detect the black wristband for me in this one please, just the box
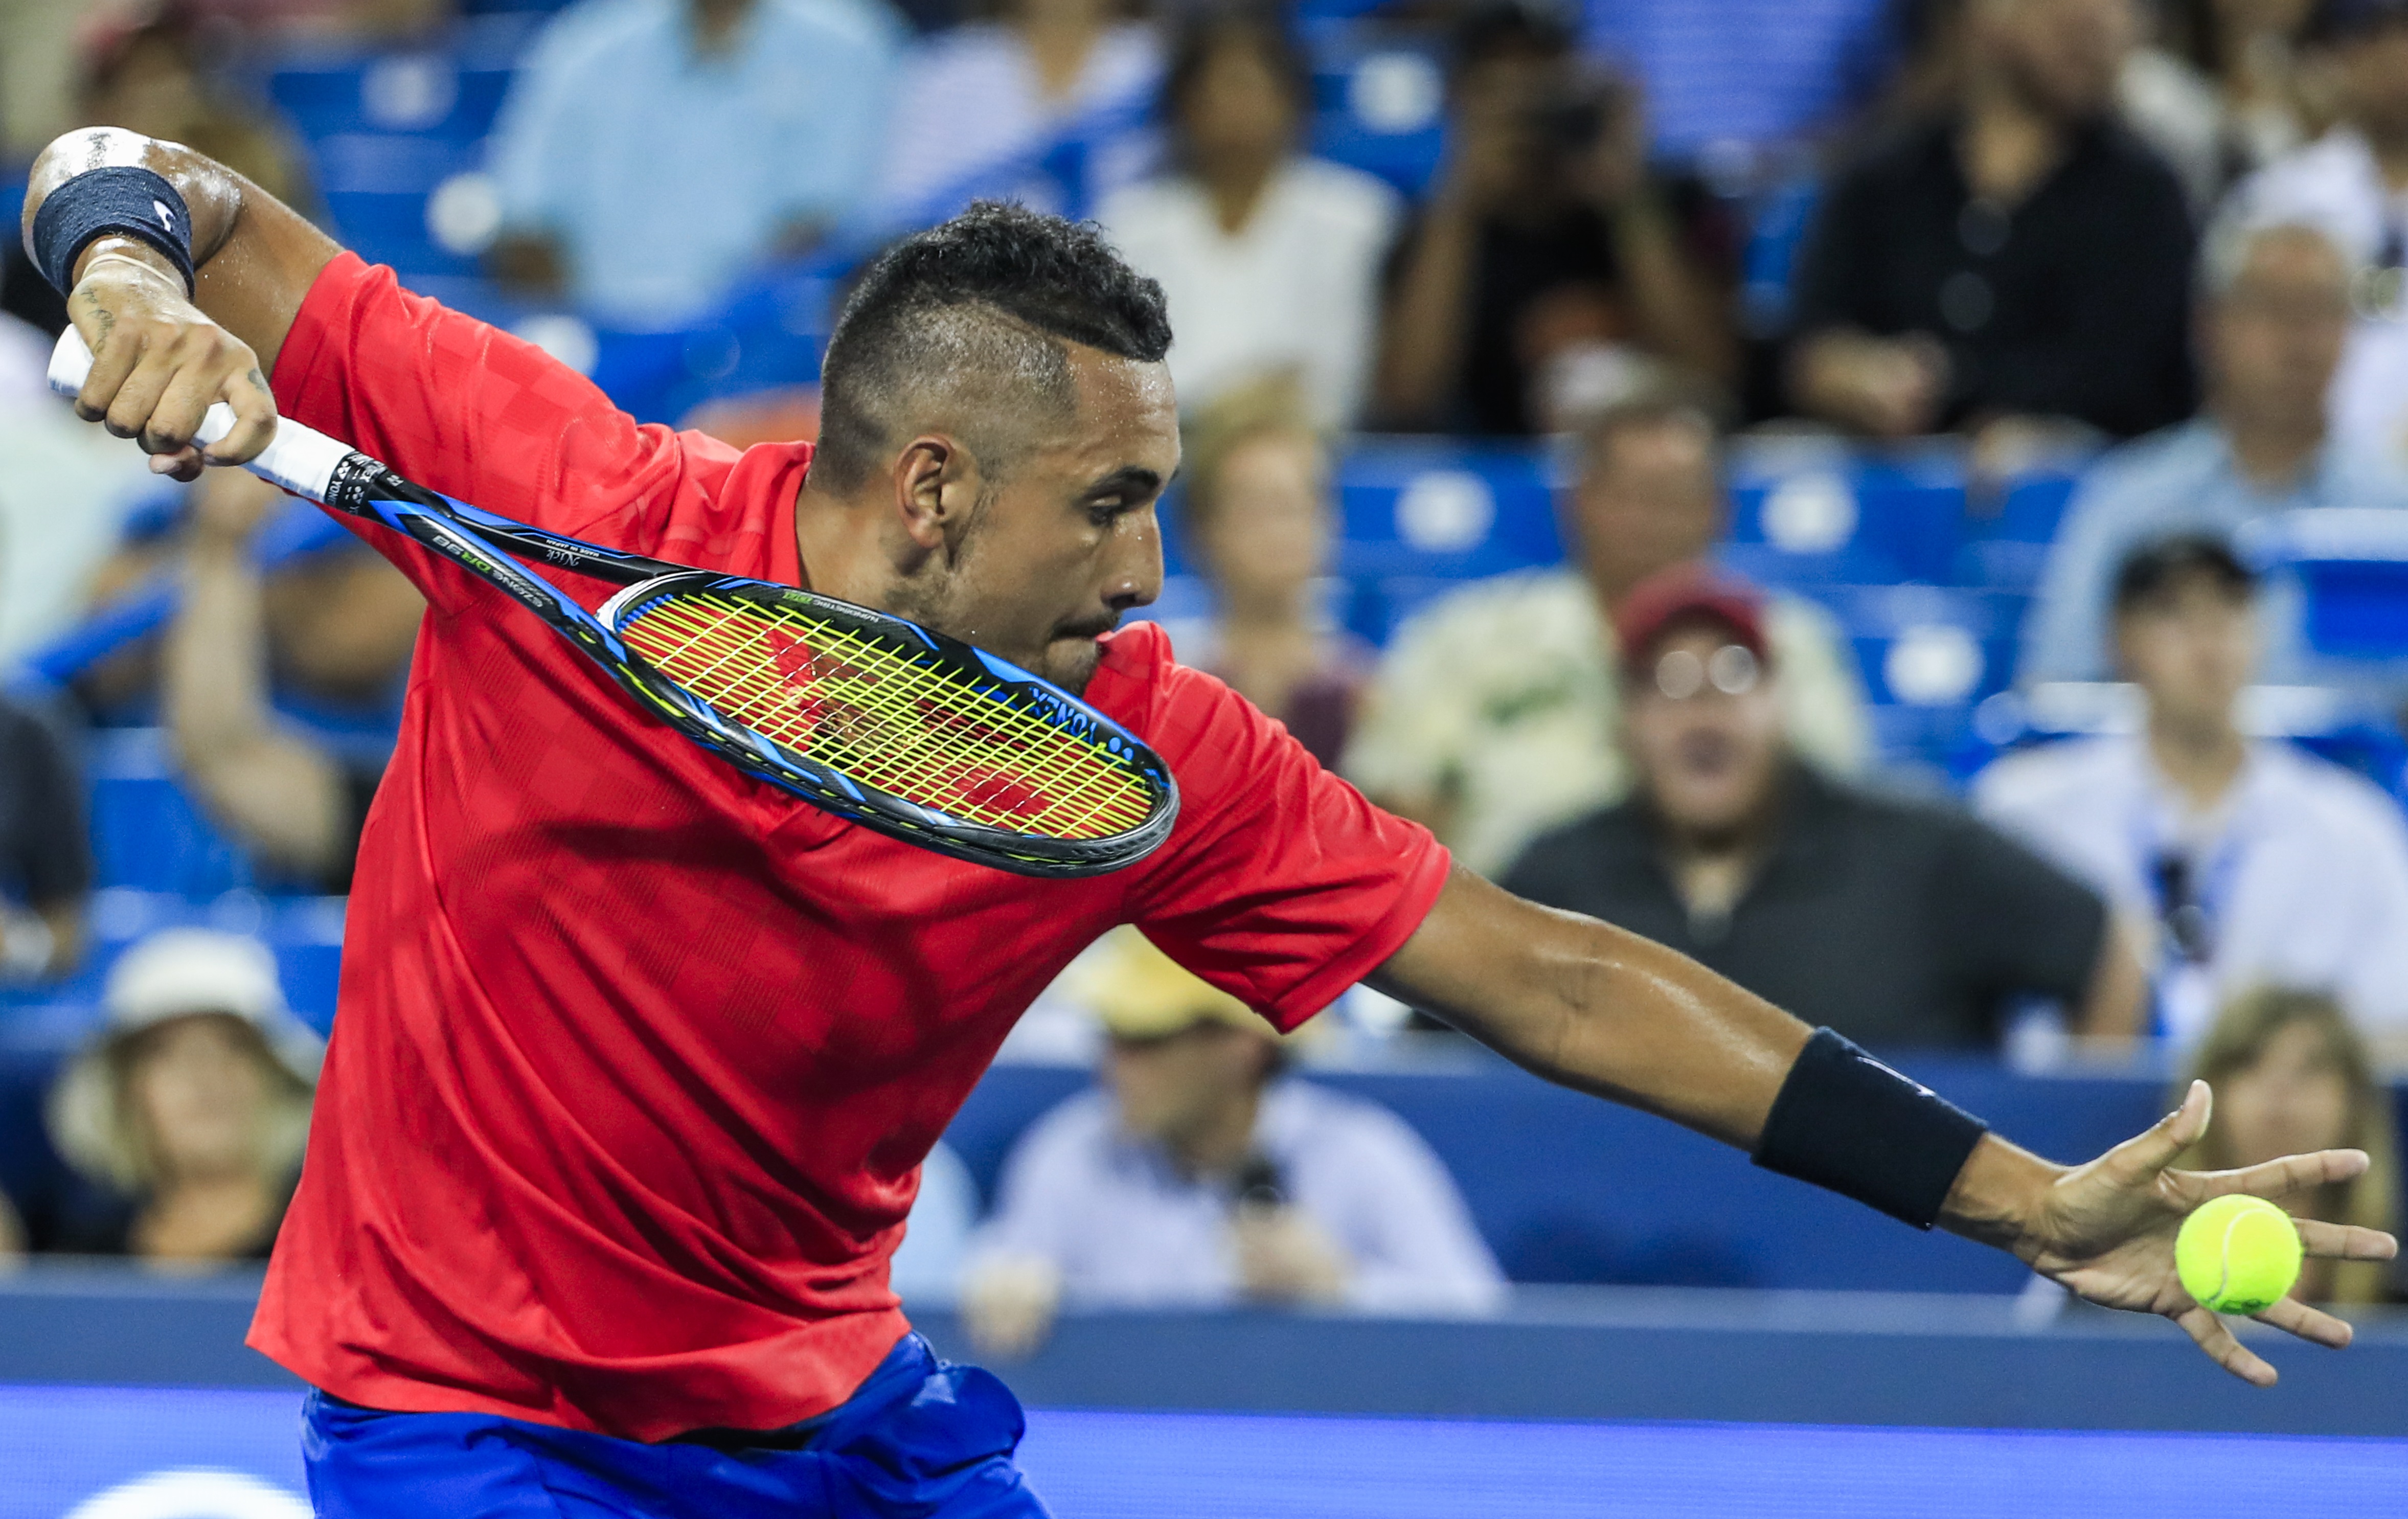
[1751,1028,1989,1230]
[30,165,197,298]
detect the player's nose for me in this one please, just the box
[1099,514,1164,612]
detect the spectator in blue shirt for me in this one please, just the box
[2021,218,2408,685]
[485,0,901,326]
[959,932,1502,1356]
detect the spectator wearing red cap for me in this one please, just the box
[1341,396,1869,875]
[1502,565,2146,1048]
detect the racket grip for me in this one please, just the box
[47,326,351,505]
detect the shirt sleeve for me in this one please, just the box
[1313,1103,1506,1316]
[1767,596,1872,778]
[1933,810,2109,1021]
[1129,654,1451,1032]
[1338,596,1480,806]
[270,254,705,611]
[775,12,901,222]
[2020,461,2153,685]
[483,14,590,235]
[964,1098,1102,1271]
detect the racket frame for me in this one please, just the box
[48,330,1178,878]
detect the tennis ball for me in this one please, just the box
[2175,1194,2303,1314]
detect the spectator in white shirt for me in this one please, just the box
[959,932,1503,1356]
[2216,0,2408,464]
[1098,6,1401,427]
[1977,534,2408,1048]
[879,0,1159,219]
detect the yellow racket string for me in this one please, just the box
[621,593,1156,838]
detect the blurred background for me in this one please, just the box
[4,0,2408,1511]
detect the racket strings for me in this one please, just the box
[622,593,1156,838]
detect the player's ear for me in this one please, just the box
[890,434,984,551]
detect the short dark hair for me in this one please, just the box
[813,202,1174,494]
[1163,4,1313,146]
[2112,533,2258,614]
[1449,0,1576,87]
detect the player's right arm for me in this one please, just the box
[21,127,339,480]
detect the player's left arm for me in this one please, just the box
[1369,866,2399,1386]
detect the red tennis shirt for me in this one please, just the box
[245,256,1451,1441]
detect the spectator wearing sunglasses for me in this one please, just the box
[1341,396,1869,877]
[1976,534,2408,1049]
[1504,566,2144,1048]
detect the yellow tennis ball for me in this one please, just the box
[2175,1194,2303,1314]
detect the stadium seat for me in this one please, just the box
[2239,507,2408,662]
[1723,450,1966,587]
[1784,582,2027,774]
[269,35,523,285]
[1306,29,1450,201]
[1333,438,1565,580]
[1952,471,2080,592]
[1814,583,2024,709]
[85,730,258,900]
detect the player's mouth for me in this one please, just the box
[1052,614,1121,646]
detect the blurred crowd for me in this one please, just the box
[0,0,2403,1311]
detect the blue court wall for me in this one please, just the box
[941,1056,2292,1295]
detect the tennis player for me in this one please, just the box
[24,129,2396,1517]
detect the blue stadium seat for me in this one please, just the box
[1724,453,1965,587]
[85,730,257,900]
[1330,441,1563,643]
[1333,438,1564,579]
[1787,582,2027,773]
[1305,30,1449,201]
[1814,583,2025,709]
[270,41,521,283]
[2240,507,2408,662]
[1952,471,2080,591]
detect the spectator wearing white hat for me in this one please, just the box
[959,930,1502,1356]
[45,928,321,1262]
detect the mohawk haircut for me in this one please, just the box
[812,202,1174,494]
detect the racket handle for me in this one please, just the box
[47,326,351,505]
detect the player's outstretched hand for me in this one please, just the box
[2009,1079,2397,1386]
[63,244,276,481]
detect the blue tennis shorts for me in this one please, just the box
[301,1334,1051,1518]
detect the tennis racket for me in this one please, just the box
[49,329,1179,878]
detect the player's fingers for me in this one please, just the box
[2196,1149,2369,1204]
[2293,1218,2398,1262]
[2253,1296,2352,1349]
[141,357,220,459]
[96,339,183,442]
[72,320,144,424]
[204,365,279,466]
[2103,1080,2211,1184]
[2173,1302,2277,1387]
[149,445,203,483]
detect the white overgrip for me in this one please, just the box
[46,327,352,505]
